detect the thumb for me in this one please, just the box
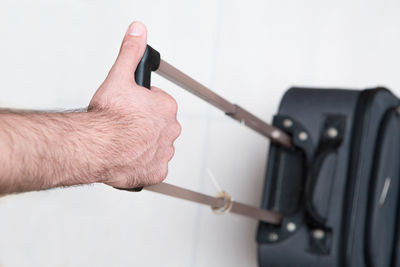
[110,21,148,83]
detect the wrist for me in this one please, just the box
[50,111,114,187]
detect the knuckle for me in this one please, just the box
[167,122,181,139]
[174,122,182,137]
[170,98,178,114]
[150,86,161,92]
[162,95,178,114]
[167,146,175,160]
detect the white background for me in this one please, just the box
[0,0,400,266]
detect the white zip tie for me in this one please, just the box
[206,168,234,215]
[206,168,223,193]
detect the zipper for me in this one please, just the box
[340,88,387,266]
[340,88,389,266]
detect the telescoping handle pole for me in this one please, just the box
[156,59,292,148]
[144,182,282,225]
[135,45,292,148]
[116,45,288,225]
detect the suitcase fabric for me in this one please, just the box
[257,87,400,267]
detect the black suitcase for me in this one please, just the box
[257,87,400,267]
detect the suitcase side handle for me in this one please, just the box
[304,114,346,227]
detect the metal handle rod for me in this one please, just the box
[156,59,292,148]
[145,182,282,225]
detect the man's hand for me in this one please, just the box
[0,21,181,195]
[89,21,181,188]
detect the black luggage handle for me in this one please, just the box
[134,45,161,89]
[304,115,346,227]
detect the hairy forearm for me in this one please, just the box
[0,110,114,195]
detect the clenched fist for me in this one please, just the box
[0,22,180,195]
[89,21,181,188]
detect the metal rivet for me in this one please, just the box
[326,127,338,138]
[268,232,279,242]
[283,119,293,128]
[286,222,297,232]
[312,229,325,239]
[298,131,308,141]
[271,130,281,139]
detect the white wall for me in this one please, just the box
[1,0,400,266]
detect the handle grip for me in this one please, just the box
[134,45,161,89]
[115,45,160,193]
